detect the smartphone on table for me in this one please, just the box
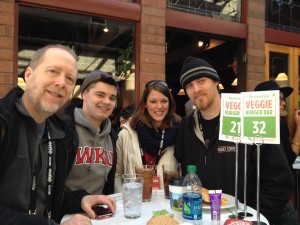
[92,205,113,220]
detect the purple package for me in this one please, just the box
[209,190,222,225]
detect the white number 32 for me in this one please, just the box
[252,121,266,134]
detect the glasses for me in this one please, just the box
[145,80,168,88]
[280,97,287,103]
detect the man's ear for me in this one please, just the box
[24,67,33,83]
[81,90,87,101]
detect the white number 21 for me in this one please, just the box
[230,121,240,133]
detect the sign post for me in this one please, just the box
[219,93,241,219]
[220,90,280,224]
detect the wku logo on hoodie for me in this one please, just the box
[75,146,114,167]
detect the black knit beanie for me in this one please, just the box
[180,56,220,90]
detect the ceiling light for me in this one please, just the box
[275,72,288,81]
[177,88,185,95]
[218,83,224,90]
[231,78,237,86]
[103,26,109,32]
[198,41,204,47]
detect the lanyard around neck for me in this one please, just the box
[29,131,53,219]
[139,129,165,165]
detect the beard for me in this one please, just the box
[26,85,65,117]
[194,96,208,110]
[39,99,61,115]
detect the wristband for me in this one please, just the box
[291,142,300,147]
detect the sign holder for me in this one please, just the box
[251,136,267,225]
[238,144,253,219]
[228,136,241,219]
[220,91,279,224]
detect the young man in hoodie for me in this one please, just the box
[62,70,119,195]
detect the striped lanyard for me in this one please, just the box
[29,131,53,219]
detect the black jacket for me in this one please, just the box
[0,87,88,225]
[280,119,297,167]
[60,100,117,195]
[174,110,295,225]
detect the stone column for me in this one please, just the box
[140,0,166,95]
[246,0,266,91]
[0,0,15,97]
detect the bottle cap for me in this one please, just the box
[187,165,196,173]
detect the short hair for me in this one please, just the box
[130,80,178,131]
[82,70,119,96]
[29,44,78,70]
[119,105,135,120]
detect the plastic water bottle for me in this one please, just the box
[182,165,202,225]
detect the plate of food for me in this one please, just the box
[202,188,235,209]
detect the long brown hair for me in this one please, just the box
[130,80,180,131]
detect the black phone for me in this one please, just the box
[92,205,113,220]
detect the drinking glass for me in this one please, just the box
[135,165,154,202]
[162,164,182,199]
[122,174,144,219]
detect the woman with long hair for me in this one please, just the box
[115,80,181,192]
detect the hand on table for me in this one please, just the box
[81,195,116,219]
[61,214,91,225]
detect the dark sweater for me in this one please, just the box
[0,87,88,225]
[174,111,295,225]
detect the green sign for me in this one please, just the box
[241,90,280,144]
[219,93,241,142]
[219,91,280,144]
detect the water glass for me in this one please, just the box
[122,174,144,219]
[135,165,154,202]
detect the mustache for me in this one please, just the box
[48,88,67,98]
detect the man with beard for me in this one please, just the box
[0,44,115,225]
[174,56,294,225]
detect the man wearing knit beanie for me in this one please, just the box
[174,56,294,225]
[180,56,220,91]
[179,56,220,114]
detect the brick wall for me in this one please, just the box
[0,0,15,97]
[246,0,266,91]
[140,0,166,95]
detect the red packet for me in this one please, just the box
[152,175,160,190]
[224,218,252,225]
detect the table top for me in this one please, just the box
[62,190,269,225]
